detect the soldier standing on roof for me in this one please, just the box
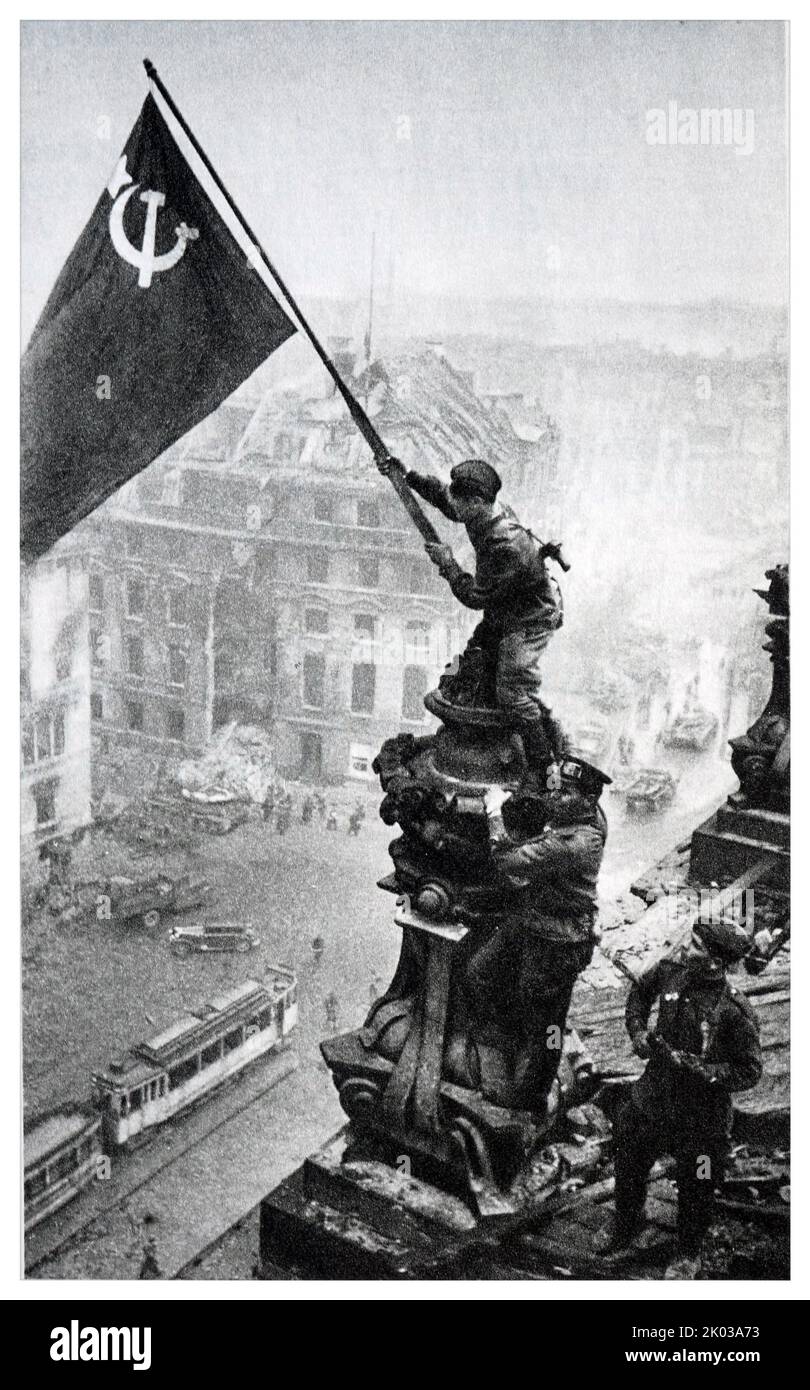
[379,456,567,773]
[596,914,762,1279]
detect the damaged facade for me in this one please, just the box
[83,347,559,782]
[21,540,92,846]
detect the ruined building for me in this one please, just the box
[21,539,92,848]
[82,347,558,782]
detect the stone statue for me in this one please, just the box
[729,564,789,810]
[319,457,610,1217]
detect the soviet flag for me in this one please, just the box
[21,92,296,561]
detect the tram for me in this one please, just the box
[24,1104,102,1231]
[90,970,297,1148]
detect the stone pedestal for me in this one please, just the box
[258,1128,563,1280]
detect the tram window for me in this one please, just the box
[149,1081,157,1101]
[26,1169,47,1199]
[257,1008,272,1030]
[129,1088,142,1111]
[119,1094,129,1116]
[50,1151,75,1182]
[168,1056,199,1088]
[201,1042,220,1068]
[223,1026,244,1054]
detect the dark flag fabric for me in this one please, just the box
[21,92,296,560]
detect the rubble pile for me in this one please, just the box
[175,723,280,804]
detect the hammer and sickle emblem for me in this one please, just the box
[109,179,199,289]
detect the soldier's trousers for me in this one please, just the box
[614,1098,727,1255]
[459,615,561,725]
[466,923,593,1107]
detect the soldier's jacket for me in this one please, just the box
[406,471,562,636]
[626,957,762,1136]
[487,810,607,944]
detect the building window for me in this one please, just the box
[22,725,35,766]
[90,629,108,668]
[351,662,376,714]
[358,555,379,589]
[274,433,294,463]
[166,707,185,741]
[161,468,182,506]
[55,648,72,681]
[33,711,65,762]
[302,653,325,709]
[127,701,144,733]
[305,608,329,634]
[402,665,428,721]
[314,494,334,522]
[127,578,145,618]
[91,692,104,722]
[357,498,380,528]
[89,573,104,616]
[408,558,432,594]
[214,651,233,682]
[354,614,375,638]
[168,646,187,687]
[33,781,57,830]
[127,527,143,556]
[126,635,144,677]
[168,587,188,626]
[307,548,329,583]
[405,622,431,664]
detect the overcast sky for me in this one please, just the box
[21,20,787,341]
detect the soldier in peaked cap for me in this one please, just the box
[464,754,610,1112]
[597,912,762,1279]
[378,455,568,765]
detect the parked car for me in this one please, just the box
[169,922,259,956]
[624,768,678,816]
[662,706,719,752]
[91,872,210,929]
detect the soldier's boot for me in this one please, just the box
[592,1212,647,1257]
[512,718,558,797]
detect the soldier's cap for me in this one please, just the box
[694,915,751,963]
[449,459,502,502]
[554,754,613,794]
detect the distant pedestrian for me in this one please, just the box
[138,1236,161,1280]
[262,788,275,824]
[347,809,362,836]
[326,808,338,832]
[311,934,325,966]
[276,808,291,836]
[314,793,327,819]
[301,795,314,825]
[324,991,340,1031]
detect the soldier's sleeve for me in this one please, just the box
[489,824,570,891]
[404,471,460,521]
[704,994,763,1092]
[443,532,526,610]
[625,960,666,1041]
